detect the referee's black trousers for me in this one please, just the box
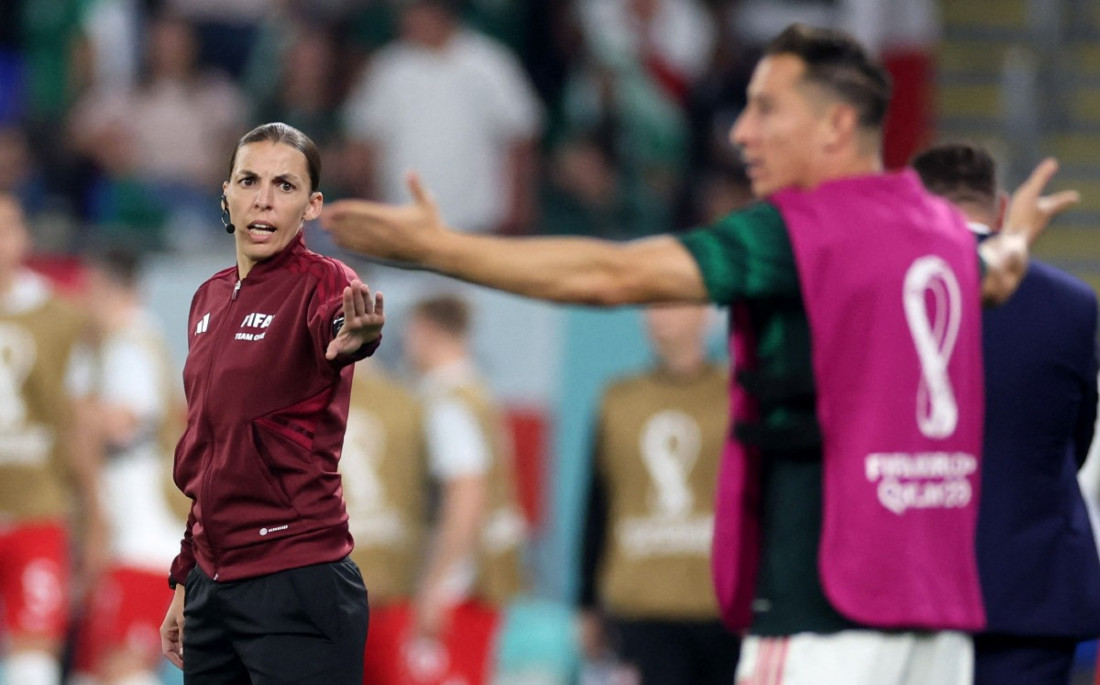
[182,558,369,684]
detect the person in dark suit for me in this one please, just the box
[913,142,1100,685]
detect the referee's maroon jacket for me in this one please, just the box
[168,233,377,587]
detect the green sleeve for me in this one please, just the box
[678,202,801,305]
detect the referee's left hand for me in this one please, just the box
[326,279,384,360]
[161,585,186,669]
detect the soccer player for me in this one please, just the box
[0,193,102,685]
[69,248,187,685]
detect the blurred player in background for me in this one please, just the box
[399,294,527,684]
[580,303,739,684]
[339,359,432,685]
[0,193,102,685]
[68,248,187,685]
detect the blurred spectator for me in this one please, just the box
[842,0,940,169]
[557,0,716,236]
[0,193,103,685]
[164,0,266,78]
[18,0,98,213]
[400,294,527,683]
[465,0,532,58]
[0,1,21,50]
[0,125,48,216]
[68,247,186,685]
[680,3,756,227]
[692,166,755,227]
[577,0,716,98]
[342,0,543,235]
[249,23,338,129]
[81,0,143,93]
[577,305,738,685]
[19,0,89,124]
[730,0,840,47]
[250,24,359,200]
[69,12,246,250]
[539,133,633,238]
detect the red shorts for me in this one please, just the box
[0,520,69,641]
[71,566,174,674]
[362,600,501,685]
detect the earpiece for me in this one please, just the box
[220,194,235,234]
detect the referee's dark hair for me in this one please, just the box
[229,122,322,193]
[765,23,893,132]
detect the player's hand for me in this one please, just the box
[160,585,186,669]
[321,172,444,262]
[325,279,384,360]
[1004,158,1079,244]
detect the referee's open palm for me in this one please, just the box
[325,279,384,360]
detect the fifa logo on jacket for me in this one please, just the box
[240,313,275,329]
[236,312,275,341]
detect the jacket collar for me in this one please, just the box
[238,230,307,283]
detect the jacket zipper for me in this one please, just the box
[198,277,242,580]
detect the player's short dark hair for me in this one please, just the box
[412,294,470,337]
[910,142,998,206]
[765,23,892,130]
[87,246,141,289]
[229,122,321,192]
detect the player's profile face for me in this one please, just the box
[731,54,828,198]
[224,141,322,275]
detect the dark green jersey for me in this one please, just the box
[679,202,858,635]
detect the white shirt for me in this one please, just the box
[578,0,716,80]
[417,358,491,480]
[416,358,495,600]
[97,313,185,570]
[343,30,542,233]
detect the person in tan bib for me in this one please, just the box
[339,360,431,685]
[401,294,527,683]
[580,304,739,683]
[0,193,103,685]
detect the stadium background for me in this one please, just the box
[2,0,1100,682]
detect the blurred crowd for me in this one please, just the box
[0,0,937,256]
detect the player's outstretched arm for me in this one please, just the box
[322,173,709,306]
[981,158,1079,304]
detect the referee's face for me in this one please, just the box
[224,141,323,278]
[731,54,830,198]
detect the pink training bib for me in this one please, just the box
[712,171,986,631]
